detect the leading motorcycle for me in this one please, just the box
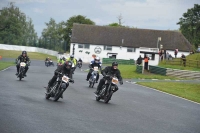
[95,75,119,103]
[45,72,74,101]
[17,62,27,81]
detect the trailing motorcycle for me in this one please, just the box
[45,72,74,101]
[45,60,54,67]
[77,61,82,68]
[89,67,99,88]
[17,62,27,81]
[95,75,119,103]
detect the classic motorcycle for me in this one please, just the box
[45,72,74,101]
[45,60,54,67]
[17,62,26,81]
[77,61,82,68]
[95,75,119,103]
[89,67,99,88]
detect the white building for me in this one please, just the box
[70,24,192,65]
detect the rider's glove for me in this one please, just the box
[120,80,123,85]
[70,79,74,83]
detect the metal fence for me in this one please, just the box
[165,59,200,68]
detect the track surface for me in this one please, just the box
[0,60,200,133]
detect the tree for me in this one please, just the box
[63,15,95,51]
[41,18,66,52]
[0,2,37,46]
[177,4,200,48]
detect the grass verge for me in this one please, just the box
[0,62,15,71]
[137,82,200,103]
[104,64,182,79]
[0,49,57,61]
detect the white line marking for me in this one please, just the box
[0,66,11,72]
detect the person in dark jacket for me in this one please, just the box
[136,55,142,65]
[181,54,186,67]
[46,61,74,97]
[94,62,123,95]
[15,51,30,76]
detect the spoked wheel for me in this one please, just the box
[104,91,113,104]
[91,82,95,88]
[53,89,61,101]
[45,93,50,99]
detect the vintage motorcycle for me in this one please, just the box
[45,60,54,67]
[17,62,27,81]
[89,67,99,88]
[95,75,119,103]
[77,61,82,68]
[45,72,74,101]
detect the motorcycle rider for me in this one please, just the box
[15,51,30,76]
[78,58,83,67]
[86,56,102,83]
[94,62,123,95]
[46,61,74,98]
[67,55,77,73]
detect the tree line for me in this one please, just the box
[0,2,199,52]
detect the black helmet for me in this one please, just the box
[62,57,66,61]
[64,61,72,70]
[112,61,118,66]
[22,51,27,55]
[70,55,74,58]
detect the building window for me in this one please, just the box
[78,44,90,49]
[104,46,112,51]
[127,48,136,52]
[84,44,90,49]
[78,44,83,48]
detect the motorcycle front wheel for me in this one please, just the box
[104,91,113,104]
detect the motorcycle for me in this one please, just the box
[49,60,54,66]
[95,75,119,103]
[45,72,74,101]
[17,62,26,81]
[77,61,82,68]
[45,61,49,67]
[89,67,99,88]
[45,60,54,67]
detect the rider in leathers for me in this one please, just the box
[95,62,123,95]
[15,51,30,76]
[86,57,102,83]
[46,61,74,97]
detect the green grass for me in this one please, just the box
[158,53,200,71]
[102,64,181,79]
[137,82,200,103]
[0,62,15,71]
[0,49,57,61]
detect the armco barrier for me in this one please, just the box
[149,65,167,76]
[0,44,60,58]
[102,58,135,65]
[136,65,143,73]
[149,65,200,79]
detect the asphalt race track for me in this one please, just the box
[0,60,200,133]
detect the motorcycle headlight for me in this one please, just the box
[61,83,66,88]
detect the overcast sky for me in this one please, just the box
[0,0,199,37]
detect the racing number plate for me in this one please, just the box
[94,67,98,71]
[62,76,69,83]
[20,62,26,67]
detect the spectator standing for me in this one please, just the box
[181,54,186,67]
[144,55,149,71]
[136,55,142,65]
[174,48,178,58]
